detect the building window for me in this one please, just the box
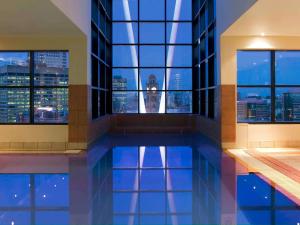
[237,50,300,123]
[112,0,192,114]
[0,51,69,124]
[91,0,112,119]
[193,0,216,118]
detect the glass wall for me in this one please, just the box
[193,0,216,118]
[0,51,69,124]
[112,0,192,113]
[91,0,112,119]
[237,50,300,123]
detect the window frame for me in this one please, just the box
[0,50,69,125]
[237,50,300,124]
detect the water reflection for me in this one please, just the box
[0,137,299,225]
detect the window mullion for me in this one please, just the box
[30,51,35,124]
[271,50,276,122]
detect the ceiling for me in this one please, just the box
[223,0,300,36]
[0,0,84,36]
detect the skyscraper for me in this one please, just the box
[145,74,159,113]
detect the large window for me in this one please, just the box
[193,0,216,118]
[91,0,112,119]
[112,0,192,114]
[0,51,69,124]
[237,50,300,123]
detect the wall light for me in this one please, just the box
[247,37,273,49]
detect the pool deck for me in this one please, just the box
[227,148,300,205]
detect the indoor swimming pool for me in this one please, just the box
[0,135,299,225]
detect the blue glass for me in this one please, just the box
[141,146,165,168]
[113,69,138,90]
[167,146,192,168]
[140,23,165,44]
[140,216,165,225]
[167,170,192,190]
[113,22,138,44]
[0,212,30,225]
[36,211,69,225]
[237,210,271,225]
[113,45,138,67]
[112,91,138,113]
[167,0,192,21]
[167,192,192,213]
[276,51,300,85]
[237,51,271,85]
[167,215,193,225]
[0,175,30,207]
[237,175,271,207]
[237,87,271,122]
[140,192,165,213]
[140,69,165,91]
[167,23,192,44]
[167,46,192,67]
[0,52,30,86]
[140,46,165,67]
[113,147,138,168]
[167,91,192,113]
[140,0,164,20]
[275,87,300,122]
[140,170,165,190]
[113,193,138,213]
[275,190,299,206]
[113,170,138,190]
[167,69,192,90]
[113,0,138,21]
[142,91,163,113]
[275,210,300,225]
[35,174,69,207]
[114,216,138,225]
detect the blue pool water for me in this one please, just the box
[0,135,299,225]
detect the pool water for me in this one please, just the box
[0,135,299,225]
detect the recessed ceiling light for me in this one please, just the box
[261,32,265,37]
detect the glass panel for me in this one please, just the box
[276,51,300,85]
[34,88,68,123]
[140,216,165,225]
[140,0,164,21]
[140,69,165,91]
[140,46,165,67]
[237,88,271,122]
[113,147,139,168]
[113,45,138,67]
[113,0,138,21]
[35,174,69,207]
[237,210,271,225]
[167,68,192,90]
[142,91,163,113]
[113,69,138,90]
[167,45,192,67]
[113,193,138,213]
[112,91,138,113]
[167,170,192,190]
[0,88,30,123]
[113,170,139,191]
[140,170,165,190]
[0,175,30,207]
[0,212,30,225]
[36,212,69,225]
[167,0,192,21]
[275,210,300,225]
[275,87,300,122]
[167,23,192,44]
[140,146,165,168]
[113,22,138,44]
[237,51,271,85]
[140,192,165,213]
[34,52,69,86]
[167,91,192,113]
[114,215,138,225]
[167,146,192,168]
[0,52,30,86]
[140,23,165,44]
[167,192,192,213]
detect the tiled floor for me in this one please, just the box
[227,148,300,205]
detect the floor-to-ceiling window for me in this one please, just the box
[192,0,216,118]
[237,50,300,123]
[91,0,112,119]
[112,0,192,114]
